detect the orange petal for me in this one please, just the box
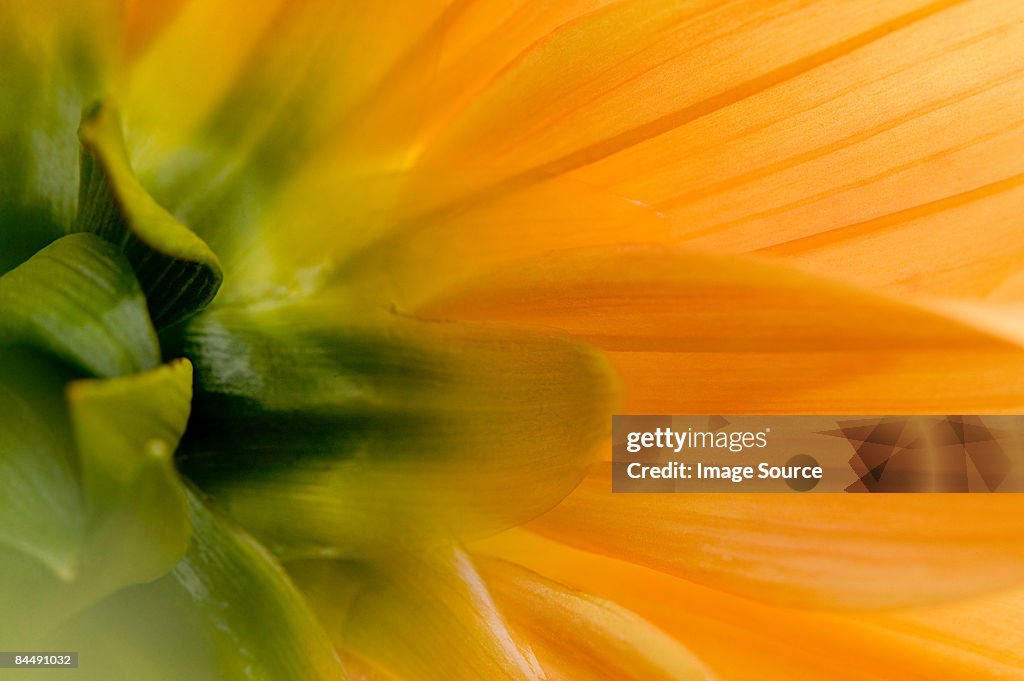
[421,246,1024,413]
[415,0,621,147]
[477,556,712,681]
[752,175,1024,299]
[566,1,1024,299]
[421,0,955,177]
[607,347,1024,414]
[417,0,1024,299]
[864,588,1024,674]
[421,246,1014,350]
[123,0,187,58]
[525,464,1024,609]
[475,529,1024,680]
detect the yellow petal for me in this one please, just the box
[125,0,447,183]
[476,529,1024,680]
[327,178,668,311]
[123,0,454,301]
[477,556,712,681]
[525,463,1024,609]
[290,548,544,681]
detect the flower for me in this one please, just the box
[2,1,1024,679]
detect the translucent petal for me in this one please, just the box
[423,246,1024,413]
[122,0,448,288]
[290,548,543,681]
[170,303,616,558]
[477,529,1024,680]
[478,556,712,681]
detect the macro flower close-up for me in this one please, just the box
[2,0,1024,679]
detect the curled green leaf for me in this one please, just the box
[78,102,223,328]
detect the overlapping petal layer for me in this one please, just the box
[478,556,712,681]
[422,1,967,174]
[331,178,670,310]
[122,0,450,298]
[418,246,1024,613]
[422,246,1024,412]
[292,548,543,681]
[577,0,1024,299]
[476,530,1024,680]
[526,464,1024,609]
[123,0,1024,302]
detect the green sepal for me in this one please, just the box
[0,232,159,377]
[68,359,194,588]
[36,488,348,681]
[0,356,195,643]
[0,2,116,275]
[0,351,82,585]
[77,102,223,328]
